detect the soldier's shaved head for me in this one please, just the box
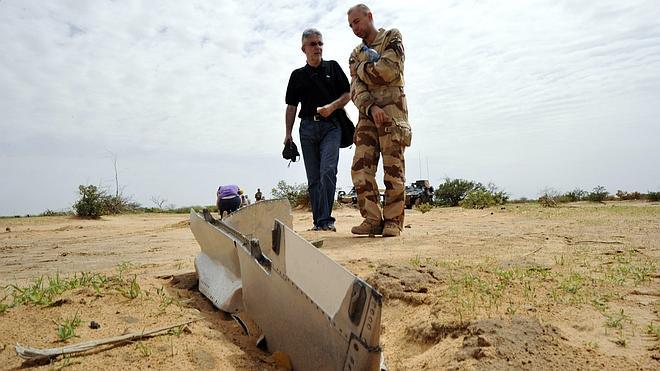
[301,28,322,44]
[347,4,376,43]
[347,4,370,16]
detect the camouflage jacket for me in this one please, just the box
[350,28,411,145]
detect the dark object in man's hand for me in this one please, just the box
[282,140,300,163]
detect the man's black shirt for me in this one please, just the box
[285,60,350,118]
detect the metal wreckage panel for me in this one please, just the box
[189,200,383,370]
[190,209,243,313]
[190,199,293,313]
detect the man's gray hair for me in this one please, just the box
[301,28,322,43]
[347,3,370,15]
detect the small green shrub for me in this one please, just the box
[73,185,140,218]
[271,180,309,208]
[615,190,642,200]
[562,188,587,202]
[73,185,107,218]
[414,203,434,213]
[647,191,660,202]
[434,178,483,207]
[461,189,495,209]
[587,186,608,203]
[487,183,509,204]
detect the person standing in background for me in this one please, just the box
[216,184,241,218]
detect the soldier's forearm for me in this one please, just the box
[357,57,402,85]
[351,81,375,117]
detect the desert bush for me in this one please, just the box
[561,188,587,202]
[460,189,496,209]
[73,185,108,218]
[271,180,309,208]
[39,209,71,217]
[73,185,140,218]
[615,190,643,200]
[538,188,560,207]
[587,186,608,203]
[648,192,660,202]
[434,178,483,207]
[487,183,509,205]
[414,203,434,213]
[102,195,140,214]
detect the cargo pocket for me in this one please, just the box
[388,119,412,147]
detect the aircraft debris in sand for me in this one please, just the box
[190,199,385,370]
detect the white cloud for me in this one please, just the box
[1,0,659,215]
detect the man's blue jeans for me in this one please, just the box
[299,119,340,228]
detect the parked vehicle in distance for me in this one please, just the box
[337,188,358,204]
[405,180,434,209]
[337,187,386,205]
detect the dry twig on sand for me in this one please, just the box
[15,319,199,362]
[522,246,544,257]
[569,240,624,245]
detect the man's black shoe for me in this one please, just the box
[321,223,336,232]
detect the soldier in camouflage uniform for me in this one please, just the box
[347,4,411,237]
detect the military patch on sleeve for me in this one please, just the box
[386,38,405,57]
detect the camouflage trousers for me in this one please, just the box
[351,118,407,228]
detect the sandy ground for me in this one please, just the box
[0,201,658,370]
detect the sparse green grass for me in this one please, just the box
[153,286,179,315]
[122,275,142,299]
[117,261,134,279]
[613,336,627,347]
[601,255,657,286]
[8,274,72,307]
[135,341,152,357]
[168,325,185,337]
[408,254,444,268]
[604,309,631,330]
[584,340,599,350]
[0,295,10,314]
[55,311,82,342]
[559,272,583,295]
[52,355,80,370]
[1,263,148,311]
[591,296,608,312]
[409,254,422,267]
[645,322,660,339]
[421,242,657,329]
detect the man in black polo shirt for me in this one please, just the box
[284,28,351,231]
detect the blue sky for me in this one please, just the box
[1,0,659,215]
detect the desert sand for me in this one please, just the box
[1,201,658,370]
